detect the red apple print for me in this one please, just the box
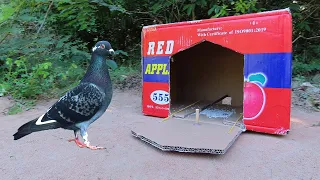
[243,81,266,120]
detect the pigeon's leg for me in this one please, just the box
[80,130,106,150]
[68,130,85,148]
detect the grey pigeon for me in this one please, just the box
[13,40,117,150]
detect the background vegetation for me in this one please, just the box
[0,0,319,112]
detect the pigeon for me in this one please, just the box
[13,40,117,150]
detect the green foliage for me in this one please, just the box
[293,59,320,76]
[289,0,320,76]
[109,64,141,89]
[0,30,89,99]
[148,0,263,23]
[0,0,319,106]
[207,0,263,17]
[3,56,52,99]
[0,1,89,101]
[110,65,139,80]
[7,100,35,115]
[7,103,24,115]
[53,0,98,33]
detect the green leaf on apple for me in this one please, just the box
[248,73,266,86]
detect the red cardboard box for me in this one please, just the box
[133,9,292,154]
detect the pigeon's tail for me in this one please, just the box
[13,115,61,140]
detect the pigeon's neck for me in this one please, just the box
[81,53,111,89]
[88,53,108,72]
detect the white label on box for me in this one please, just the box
[150,90,170,105]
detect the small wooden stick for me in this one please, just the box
[162,100,200,122]
[228,113,243,134]
[195,109,200,124]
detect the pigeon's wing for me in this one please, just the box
[45,82,106,125]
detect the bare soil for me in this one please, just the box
[0,89,319,180]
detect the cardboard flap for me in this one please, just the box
[132,118,244,154]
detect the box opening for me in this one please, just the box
[169,41,244,123]
[133,41,247,155]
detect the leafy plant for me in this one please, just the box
[7,100,35,115]
[0,0,319,112]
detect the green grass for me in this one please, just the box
[7,100,35,115]
[110,64,141,82]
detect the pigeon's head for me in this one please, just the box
[92,41,115,56]
[92,40,118,70]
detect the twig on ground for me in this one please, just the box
[293,35,320,44]
[36,1,54,35]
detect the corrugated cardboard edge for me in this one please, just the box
[131,128,243,155]
[141,28,146,116]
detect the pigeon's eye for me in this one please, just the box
[100,44,105,49]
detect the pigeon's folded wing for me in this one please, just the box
[45,83,106,125]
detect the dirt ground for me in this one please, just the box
[0,89,319,180]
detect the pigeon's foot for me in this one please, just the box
[81,132,106,150]
[84,140,106,150]
[85,144,106,150]
[68,138,85,148]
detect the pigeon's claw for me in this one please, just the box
[82,132,106,150]
[85,144,106,150]
[83,140,106,150]
[68,138,86,148]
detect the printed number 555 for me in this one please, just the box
[152,93,169,102]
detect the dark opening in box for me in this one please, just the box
[169,41,244,123]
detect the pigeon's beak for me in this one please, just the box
[109,49,115,56]
[92,46,97,52]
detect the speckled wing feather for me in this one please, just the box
[45,82,106,126]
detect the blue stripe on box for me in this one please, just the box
[143,56,170,83]
[244,53,292,89]
[142,53,292,89]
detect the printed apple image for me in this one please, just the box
[243,73,267,120]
